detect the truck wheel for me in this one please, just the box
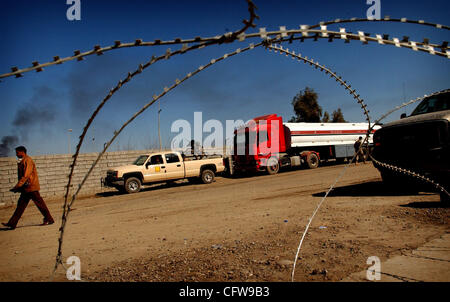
[125,177,141,193]
[266,157,280,175]
[306,153,319,169]
[200,169,215,184]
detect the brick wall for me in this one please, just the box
[0,149,158,206]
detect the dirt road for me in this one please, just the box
[0,163,448,282]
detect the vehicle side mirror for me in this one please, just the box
[400,113,407,119]
[145,162,150,169]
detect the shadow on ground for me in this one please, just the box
[313,180,448,208]
[0,223,42,231]
[95,180,205,198]
[313,180,435,198]
[400,201,448,209]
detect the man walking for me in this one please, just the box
[2,146,54,230]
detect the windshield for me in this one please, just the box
[411,93,450,116]
[133,155,149,166]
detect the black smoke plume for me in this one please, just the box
[0,135,19,157]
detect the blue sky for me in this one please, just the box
[0,0,449,156]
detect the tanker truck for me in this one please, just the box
[232,114,380,174]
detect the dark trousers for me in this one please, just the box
[7,191,54,228]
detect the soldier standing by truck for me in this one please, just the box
[354,137,366,165]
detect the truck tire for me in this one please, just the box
[200,169,215,184]
[124,177,141,193]
[306,153,319,169]
[266,157,280,175]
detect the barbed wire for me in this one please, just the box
[266,43,371,124]
[54,35,374,278]
[52,0,259,275]
[2,16,448,80]
[54,39,449,282]
[55,33,377,276]
[308,16,450,30]
[267,44,449,281]
[265,43,376,281]
[371,89,450,127]
[370,154,450,198]
[252,28,449,58]
[52,42,264,277]
[56,41,235,273]
[0,0,441,281]
[288,88,450,281]
[1,0,259,81]
[366,89,450,200]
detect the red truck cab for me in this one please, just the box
[232,114,291,173]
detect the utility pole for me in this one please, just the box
[67,129,72,154]
[158,99,162,151]
[403,82,407,115]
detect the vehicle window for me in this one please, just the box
[133,155,149,166]
[150,155,163,165]
[411,94,450,116]
[165,153,180,163]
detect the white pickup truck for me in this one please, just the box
[102,151,226,193]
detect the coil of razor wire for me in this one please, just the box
[365,88,450,200]
[370,155,449,198]
[53,42,262,275]
[2,15,449,80]
[53,0,259,273]
[308,16,450,31]
[267,43,371,124]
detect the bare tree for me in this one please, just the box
[322,111,330,123]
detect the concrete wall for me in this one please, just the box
[0,149,158,206]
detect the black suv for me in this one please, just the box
[372,91,449,202]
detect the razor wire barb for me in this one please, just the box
[265,43,373,281]
[265,45,449,281]
[266,43,371,123]
[52,42,266,277]
[367,89,450,199]
[2,0,446,281]
[52,0,259,274]
[287,88,450,281]
[51,32,450,280]
[372,88,450,127]
[2,15,449,80]
[308,16,450,31]
[55,33,379,277]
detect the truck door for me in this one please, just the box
[163,153,185,180]
[143,154,166,182]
